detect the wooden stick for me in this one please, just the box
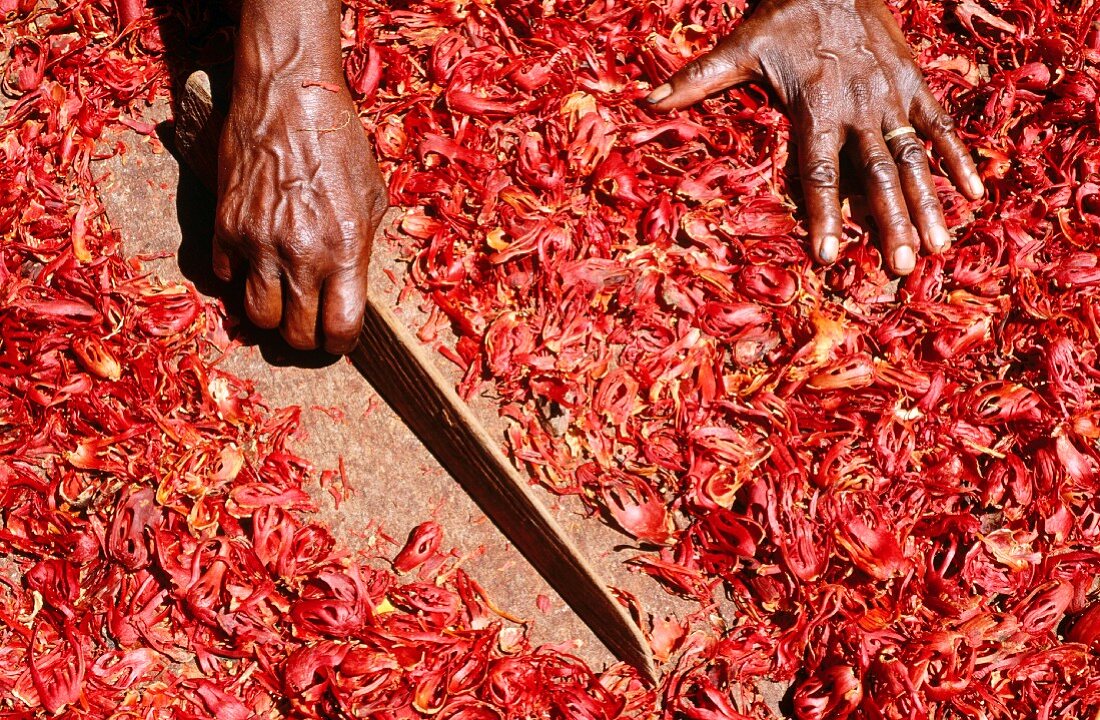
[173,71,656,680]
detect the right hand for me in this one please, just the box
[216,0,387,355]
[216,80,387,354]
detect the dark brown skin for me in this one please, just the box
[216,0,387,354]
[647,0,985,275]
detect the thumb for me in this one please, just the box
[646,33,758,111]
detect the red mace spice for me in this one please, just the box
[392,520,445,573]
[4,0,1100,717]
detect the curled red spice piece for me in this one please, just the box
[28,623,85,714]
[5,38,46,93]
[807,353,875,391]
[1017,580,1074,635]
[90,648,160,691]
[114,0,145,28]
[739,264,799,306]
[134,287,202,337]
[71,334,122,381]
[599,474,674,545]
[392,521,444,574]
[833,519,911,582]
[792,664,862,720]
[285,641,349,694]
[648,615,686,663]
[1068,602,1100,647]
[107,487,161,570]
[194,679,252,720]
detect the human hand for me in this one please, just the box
[216,45,386,353]
[216,81,386,353]
[646,0,985,275]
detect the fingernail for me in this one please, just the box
[967,173,985,198]
[819,235,839,263]
[893,245,916,273]
[646,83,672,104]
[929,225,950,251]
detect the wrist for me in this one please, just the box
[234,0,344,91]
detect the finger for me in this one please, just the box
[244,265,283,329]
[883,123,951,254]
[281,272,322,351]
[911,85,985,200]
[854,129,920,275]
[212,236,241,282]
[320,266,369,355]
[796,124,845,264]
[646,32,758,110]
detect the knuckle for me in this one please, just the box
[683,55,723,85]
[866,67,890,92]
[917,195,944,217]
[892,138,928,169]
[897,63,923,92]
[864,155,899,186]
[280,236,325,267]
[325,323,360,354]
[337,220,370,249]
[369,191,389,222]
[796,85,840,123]
[213,215,238,243]
[246,302,280,329]
[330,296,365,330]
[930,111,957,138]
[848,78,876,109]
[802,159,840,189]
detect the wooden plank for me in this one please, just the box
[173,71,656,679]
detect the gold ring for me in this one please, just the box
[883,125,917,143]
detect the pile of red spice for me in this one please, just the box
[2,0,1100,718]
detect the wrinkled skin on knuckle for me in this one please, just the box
[213,212,239,247]
[892,137,928,170]
[793,77,839,121]
[801,72,834,102]
[367,189,389,227]
[683,55,725,87]
[928,109,957,139]
[244,286,282,329]
[247,304,280,330]
[803,158,840,189]
[863,153,897,185]
[273,216,326,265]
[891,61,925,97]
[329,296,363,330]
[861,65,891,98]
[325,304,363,350]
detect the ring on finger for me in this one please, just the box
[883,125,918,143]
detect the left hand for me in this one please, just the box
[646,0,985,276]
